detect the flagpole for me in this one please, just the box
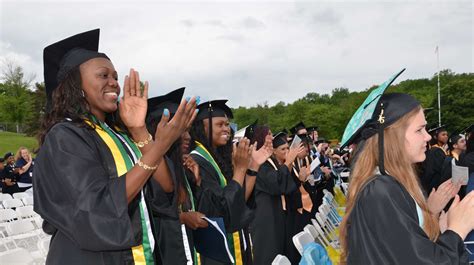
[436,45,441,126]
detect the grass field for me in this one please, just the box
[0,131,38,157]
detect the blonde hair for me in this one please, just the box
[339,106,439,264]
[15,147,29,162]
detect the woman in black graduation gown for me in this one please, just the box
[339,92,474,264]
[189,100,273,265]
[250,130,300,264]
[34,29,196,264]
[145,88,207,264]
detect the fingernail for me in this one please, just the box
[185,96,191,102]
[164,109,169,116]
[196,96,200,105]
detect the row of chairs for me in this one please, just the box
[0,191,51,264]
[0,219,50,264]
[1,197,34,209]
[1,206,38,224]
[285,184,347,264]
[0,192,32,201]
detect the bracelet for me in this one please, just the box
[246,169,258,176]
[136,159,158,171]
[133,133,153,148]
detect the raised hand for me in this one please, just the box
[287,143,304,164]
[447,192,474,239]
[249,134,274,169]
[233,138,252,173]
[298,165,311,182]
[427,179,460,216]
[154,97,197,152]
[183,154,201,186]
[119,69,149,130]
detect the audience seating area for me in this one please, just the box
[0,191,51,265]
[272,182,348,265]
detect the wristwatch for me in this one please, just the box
[246,169,258,176]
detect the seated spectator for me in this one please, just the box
[15,147,34,192]
[2,152,19,194]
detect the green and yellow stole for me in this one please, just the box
[86,118,155,265]
[191,141,244,265]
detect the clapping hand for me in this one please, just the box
[249,134,274,168]
[233,138,252,173]
[427,179,460,216]
[183,154,201,186]
[154,97,198,152]
[298,165,311,182]
[119,69,149,129]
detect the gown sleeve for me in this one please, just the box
[347,175,468,264]
[191,153,253,232]
[33,123,136,251]
[146,157,179,218]
[255,162,297,195]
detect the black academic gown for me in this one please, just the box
[146,157,193,265]
[33,122,150,265]
[421,147,447,193]
[190,153,254,265]
[347,174,468,264]
[250,159,297,265]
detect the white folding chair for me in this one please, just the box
[6,219,36,236]
[311,219,336,249]
[2,199,24,209]
[319,204,340,227]
[0,209,17,223]
[32,216,43,229]
[0,193,13,201]
[21,196,34,206]
[37,236,51,256]
[0,247,35,264]
[12,192,31,200]
[292,231,314,255]
[16,206,37,219]
[304,224,327,248]
[316,212,339,244]
[271,254,291,265]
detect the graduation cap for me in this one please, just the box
[297,133,312,144]
[272,131,288,148]
[427,124,446,136]
[43,29,109,108]
[147,87,185,118]
[146,87,185,136]
[244,119,258,140]
[3,152,14,160]
[307,126,318,133]
[195,100,233,121]
[340,69,420,175]
[316,137,329,145]
[290,121,306,135]
[461,124,474,135]
[448,130,464,149]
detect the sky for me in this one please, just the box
[0,0,472,108]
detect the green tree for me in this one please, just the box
[0,60,35,133]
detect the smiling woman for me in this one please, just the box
[33,29,197,265]
[339,92,474,264]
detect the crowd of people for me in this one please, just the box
[0,147,35,195]
[1,28,472,264]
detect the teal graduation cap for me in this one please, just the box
[340,69,406,148]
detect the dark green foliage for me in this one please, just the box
[233,70,474,141]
